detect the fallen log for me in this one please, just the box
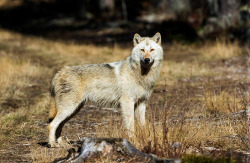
[54,137,181,163]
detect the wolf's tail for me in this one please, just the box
[48,97,57,123]
[48,84,57,123]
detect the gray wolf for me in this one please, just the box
[48,33,163,147]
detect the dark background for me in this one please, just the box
[0,0,249,44]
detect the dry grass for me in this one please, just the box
[167,39,243,62]
[30,144,68,163]
[199,39,243,60]
[159,60,212,85]
[0,56,49,98]
[204,89,246,114]
[96,85,249,159]
[0,28,248,162]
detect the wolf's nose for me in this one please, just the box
[144,58,150,64]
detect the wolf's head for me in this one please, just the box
[131,33,163,68]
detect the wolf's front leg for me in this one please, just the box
[135,101,146,125]
[120,97,135,134]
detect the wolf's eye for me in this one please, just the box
[140,49,145,52]
[150,49,155,52]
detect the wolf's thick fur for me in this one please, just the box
[48,33,163,147]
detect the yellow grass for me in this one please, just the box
[30,144,68,163]
[199,39,243,60]
[95,88,248,159]
[159,60,212,85]
[0,57,46,88]
[166,39,243,61]
[204,90,245,114]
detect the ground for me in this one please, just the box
[0,29,249,162]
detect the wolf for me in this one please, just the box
[48,33,163,147]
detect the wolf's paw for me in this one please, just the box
[57,137,65,144]
[58,137,70,147]
[49,141,61,148]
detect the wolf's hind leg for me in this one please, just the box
[49,101,84,147]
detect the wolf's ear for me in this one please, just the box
[152,32,161,45]
[133,33,141,46]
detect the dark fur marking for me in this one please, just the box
[129,56,133,64]
[135,38,139,44]
[104,64,113,69]
[58,79,73,99]
[140,60,154,75]
[129,56,137,70]
[60,85,72,94]
[47,118,54,123]
[134,96,147,108]
[156,37,160,43]
[50,79,56,97]
[50,85,56,97]
[71,67,83,75]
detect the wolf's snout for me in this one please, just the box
[140,58,153,66]
[144,58,150,64]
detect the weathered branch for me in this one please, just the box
[54,137,181,163]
